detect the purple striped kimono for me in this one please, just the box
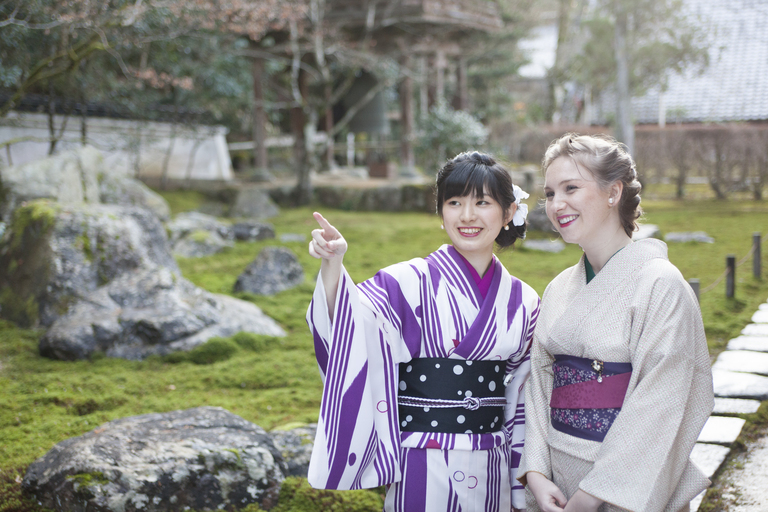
[307,244,540,511]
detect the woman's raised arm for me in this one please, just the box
[308,211,348,320]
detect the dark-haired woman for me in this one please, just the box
[306,151,540,511]
[518,134,714,512]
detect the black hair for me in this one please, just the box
[435,151,526,248]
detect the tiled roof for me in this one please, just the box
[620,0,768,124]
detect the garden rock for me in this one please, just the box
[522,239,565,253]
[229,187,280,219]
[664,231,715,243]
[99,172,171,221]
[22,406,286,512]
[234,247,304,296]
[0,201,285,360]
[269,424,317,478]
[233,221,276,242]
[632,224,661,240]
[166,211,234,257]
[526,203,555,232]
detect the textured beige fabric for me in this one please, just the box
[518,239,714,512]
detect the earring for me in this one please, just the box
[609,198,614,205]
[440,224,444,230]
[504,225,510,231]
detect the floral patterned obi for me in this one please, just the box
[550,354,632,442]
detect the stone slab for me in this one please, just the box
[713,397,762,415]
[713,368,768,400]
[727,336,768,352]
[697,416,746,445]
[691,490,706,512]
[752,310,768,323]
[691,442,731,478]
[742,323,768,336]
[711,350,768,376]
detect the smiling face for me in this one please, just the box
[442,191,514,271]
[544,156,617,248]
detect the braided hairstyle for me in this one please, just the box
[541,133,642,237]
[435,151,526,248]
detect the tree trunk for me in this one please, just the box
[400,54,415,173]
[614,2,634,155]
[252,56,268,172]
[291,62,313,205]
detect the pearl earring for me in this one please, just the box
[609,198,614,205]
[504,225,509,231]
[440,224,444,230]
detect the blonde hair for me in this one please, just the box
[542,133,642,237]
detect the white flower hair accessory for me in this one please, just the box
[511,184,530,227]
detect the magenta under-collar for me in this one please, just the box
[453,250,494,299]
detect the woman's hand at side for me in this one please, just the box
[526,472,567,512]
[309,212,348,319]
[563,490,601,512]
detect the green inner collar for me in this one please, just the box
[584,256,596,284]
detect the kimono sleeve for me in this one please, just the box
[516,309,555,487]
[306,265,410,490]
[505,292,540,510]
[579,265,714,511]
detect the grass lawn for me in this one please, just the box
[1,188,767,510]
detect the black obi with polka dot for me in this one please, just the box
[397,358,507,434]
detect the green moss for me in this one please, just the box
[0,287,38,328]
[77,234,93,262]
[190,229,212,243]
[231,332,280,352]
[272,477,384,512]
[8,200,57,251]
[66,471,109,486]
[169,337,240,365]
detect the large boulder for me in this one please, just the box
[0,145,101,222]
[0,200,285,360]
[234,247,304,296]
[166,212,234,258]
[0,145,171,223]
[22,407,286,512]
[269,424,317,478]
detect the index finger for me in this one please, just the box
[313,211,334,231]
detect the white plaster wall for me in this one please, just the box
[0,112,233,181]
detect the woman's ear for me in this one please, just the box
[609,181,624,205]
[505,202,518,225]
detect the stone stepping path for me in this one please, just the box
[713,397,762,415]
[727,336,768,352]
[711,350,768,376]
[692,301,768,511]
[742,323,768,337]
[697,416,747,445]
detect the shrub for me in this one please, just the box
[232,332,280,352]
[186,337,240,365]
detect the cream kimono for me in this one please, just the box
[519,239,714,512]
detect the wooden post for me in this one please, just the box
[252,56,268,171]
[688,278,700,303]
[726,255,736,298]
[755,233,762,279]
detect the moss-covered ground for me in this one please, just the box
[1,185,767,511]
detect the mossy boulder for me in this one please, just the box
[23,407,287,511]
[0,201,285,360]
